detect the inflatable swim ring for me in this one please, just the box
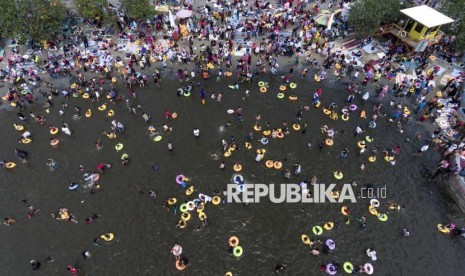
[301,234,311,245]
[364,263,374,275]
[245,142,252,149]
[258,81,265,87]
[325,139,334,146]
[289,83,297,89]
[341,114,349,121]
[260,137,269,145]
[368,206,378,216]
[323,108,331,115]
[333,171,343,179]
[324,222,334,230]
[177,220,186,229]
[50,139,60,147]
[349,104,357,111]
[50,127,59,135]
[83,93,90,99]
[265,160,274,168]
[368,121,376,129]
[69,183,79,190]
[279,85,286,91]
[357,141,366,148]
[180,203,188,213]
[253,125,262,131]
[276,132,284,139]
[85,109,92,118]
[233,163,242,172]
[368,156,376,162]
[377,213,388,222]
[98,104,107,111]
[229,236,239,247]
[14,124,24,131]
[343,262,354,274]
[168,198,177,205]
[181,212,191,221]
[101,233,115,242]
[212,196,221,205]
[115,143,123,152]
[273,161,282,170]
[288,95,298,101]
[292,124,301,131]
[198,212,207,221]
[5,162,17,169]
[370,199,380,208]
[186,201,195,211]
[186,186,194,196]
[21,138,32,144]
[312,225,323,235]
[176,175,186,184]
[365,136,373,142]
[277,92,285,99]
[437,224,450,234]
[233,246,243,257]
[341,206,350,216]
[263,130,271,136]
[153,135,162,142]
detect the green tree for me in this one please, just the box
[121,0,155,20]
[440,0,465,53]
[348,0,409,37]
[73,0,116,26]
[0,0,67,43]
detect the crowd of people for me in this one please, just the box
[2,0,465,274]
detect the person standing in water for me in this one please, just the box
[168,141,173,152]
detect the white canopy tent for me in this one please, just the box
[400,5,454,28]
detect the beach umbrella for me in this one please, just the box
[176,9,193,19]
[314,13,331,26]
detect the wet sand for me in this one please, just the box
[1,73,465,275]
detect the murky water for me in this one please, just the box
[1,74,465,275]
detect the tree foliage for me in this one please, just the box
[0,0,67,43]
[440,0,465,53]
[348,0,409,37]
[120,0,155,20]
[73,0,116,26]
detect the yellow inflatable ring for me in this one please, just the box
[323,108,331,115]
[365,136,374,142]
[258,81,265,87]
[98,104,107,111]
[253,125,262,131]
[368,206,378,216]
[341,114,349,121]
[180,203,188,212]
[181,212,191,221]
[273,161,282,170]
[21,138,32,144]
[289,83,297,89]
[368,156,376,162]
[301,234,311,245]
[224,151,231,157]
[5,162,17,169]
[229,236,239,247]
[198,212,207,221]
[437,224,450,233]
[277,93,285,99]
[233,164,242,172]
[168,198,177,205]
[14,124,24,131]
[101,233,115,242]
[288,95,298,101]
[212,196,221,205]
[292,124,301,131]
[107,110,115,117]
[245,142,252,149]
[312,225,323,235]
[82,93,90,99]
[331,191,339,199]
[186,186,194,196]
[314,75,321,82]
[324,222,334,230]
[325,139,334,146]
[177,220,186,229]
[85,110,92,118]
[262,130,271,136]
[357,141,366,148]
[341,206,350,216]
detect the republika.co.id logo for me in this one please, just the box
[226,183,359,203]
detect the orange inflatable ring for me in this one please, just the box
[279,85,286,91]
[260,87,267,93]
[229,236,239,247]
[265,160,274,168]
[233,163,242,172]
[273,161,283,169]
